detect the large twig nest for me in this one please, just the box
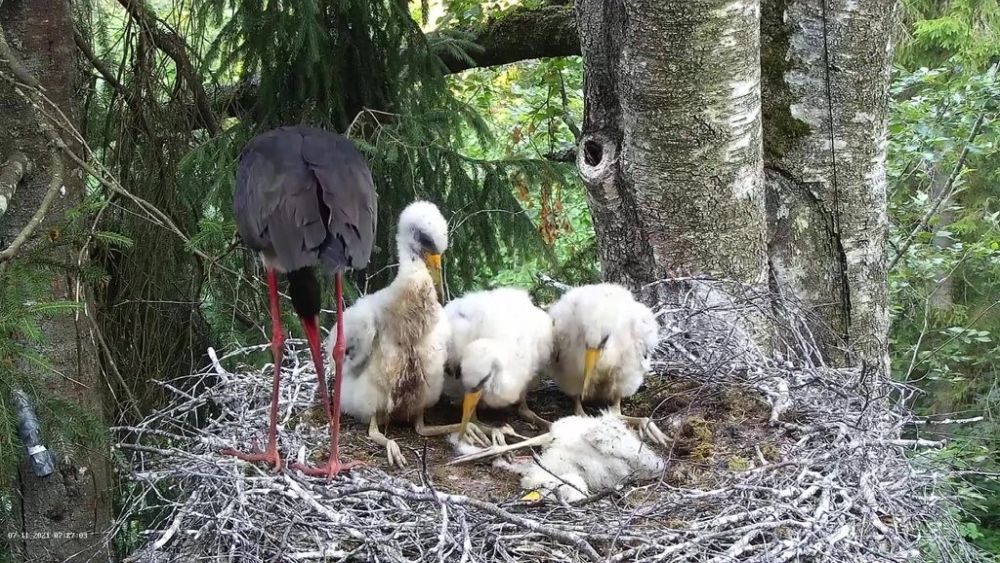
[114,279,987,562]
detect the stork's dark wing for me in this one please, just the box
[300,130,378,271]
[234,129,330,272]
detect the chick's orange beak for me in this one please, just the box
[459,390,482,439]
[582,347,601,400]
[423,252,443,298]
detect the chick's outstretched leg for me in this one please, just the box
[369,417,406,468]
[611,398,670,446]
[517,396,551,430]
[414,412,495,447]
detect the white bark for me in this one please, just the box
[576,0,767,293]
[762,0,897,369]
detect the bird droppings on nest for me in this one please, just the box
[115,278,989,562]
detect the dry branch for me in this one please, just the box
[117,0,220,135]
[114,281,989,562]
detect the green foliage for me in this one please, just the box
[898,0,1000,69]
[448,54,597,296]
[889,3,1000,554]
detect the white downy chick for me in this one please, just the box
[548,283,668,445]
[442,287,553,439]
[449,413,665,503]
[331,200,452,467]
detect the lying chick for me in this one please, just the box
[449,413,665,503]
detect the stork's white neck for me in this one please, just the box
[396,242,427,276]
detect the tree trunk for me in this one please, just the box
[761,0,897,370]
[575,0,897,371]
[575,0,768,291]
[1,1,113,561]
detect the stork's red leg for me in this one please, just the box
[292,272,361,479]
[221,268,284,471]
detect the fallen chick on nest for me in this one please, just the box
[447,412,666,503]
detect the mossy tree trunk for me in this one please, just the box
[575,0,897,371]
[574,0,768,291]
[761,0,897,370]
[0,1,112,561]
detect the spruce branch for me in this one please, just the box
[117,0,220,135]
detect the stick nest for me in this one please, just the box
[116,279,986,562]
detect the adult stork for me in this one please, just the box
[223,125,377,478]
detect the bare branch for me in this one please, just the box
[72,28,127,98]
[0,149,63,263]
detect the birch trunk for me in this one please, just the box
[575,0,897,370]
[761,0,897,370]
[575,0,768,293]
[1,1,112,560]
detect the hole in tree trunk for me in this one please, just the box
[583,139,604,166]
[577,132,616,185]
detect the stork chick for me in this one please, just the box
[548,283,669,445]
[442,288,553,442]
[448,413,665,503]
[333,201,480,468]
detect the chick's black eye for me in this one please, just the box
[599,334,610,348]
[415,229,436,253]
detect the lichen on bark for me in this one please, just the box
[576,0,768,294]
[761,0,898,370]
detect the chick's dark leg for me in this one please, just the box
[517,394,551,429]
[222,268,284,471]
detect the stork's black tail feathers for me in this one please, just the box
[287,267,322,319]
